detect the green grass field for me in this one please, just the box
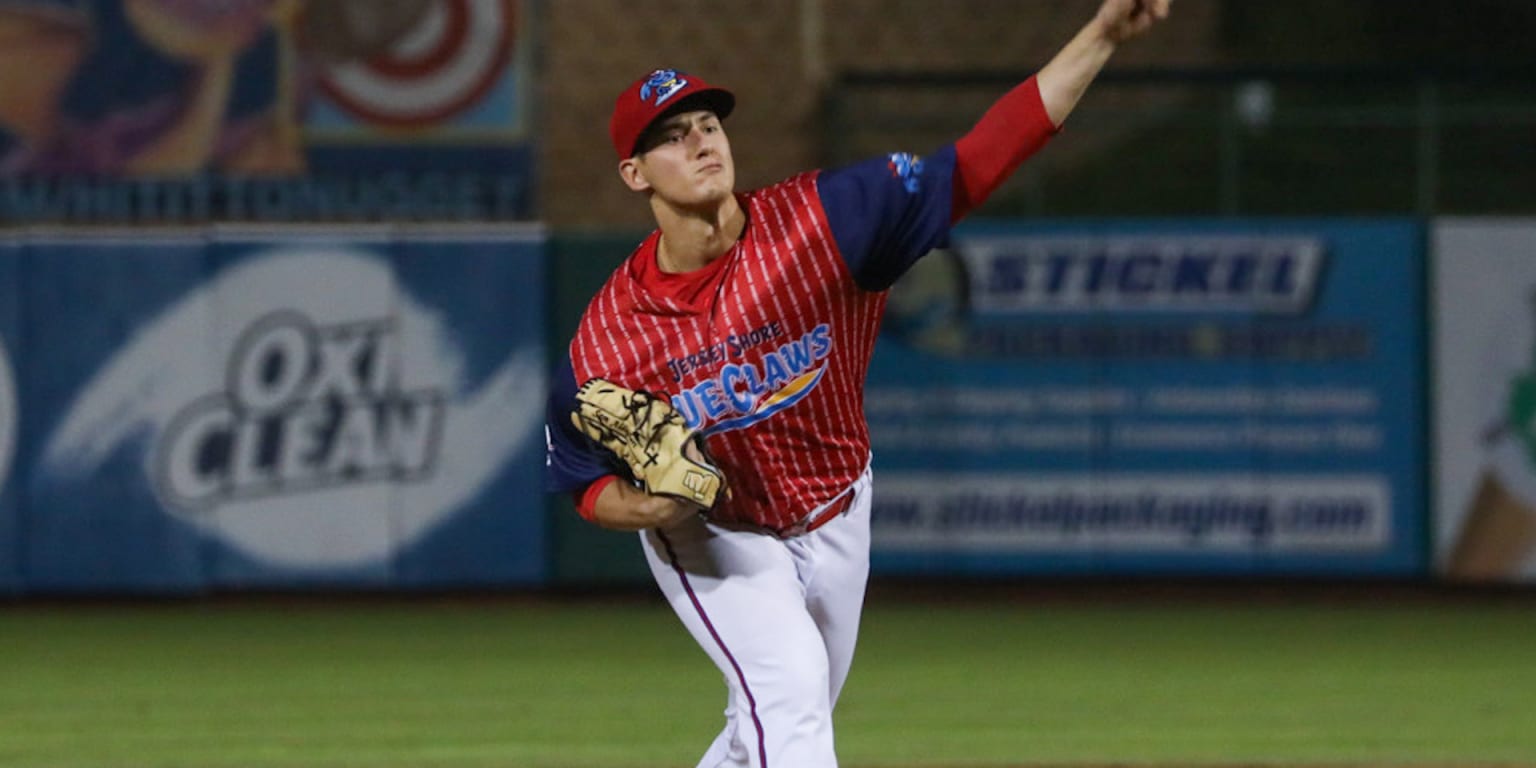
[2,588,1534,768]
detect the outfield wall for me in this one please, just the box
[867,219,1425,577]
[3,218,1535,593]
[0,227,548,594]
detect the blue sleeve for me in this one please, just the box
[543,358,620,493]
[816,144,957,292]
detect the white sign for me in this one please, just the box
[1432,219,1536,582]
[872,473,1389,553]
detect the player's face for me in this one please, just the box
[622,110,736,209]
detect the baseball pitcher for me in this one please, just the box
[545,2,1172,765]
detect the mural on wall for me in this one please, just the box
[0,0,533,223]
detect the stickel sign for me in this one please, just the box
[868,219,1425,576]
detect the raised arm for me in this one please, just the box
[1038,0,1171,127]
[808,0,1175,285]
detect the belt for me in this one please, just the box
[775,490,856,538]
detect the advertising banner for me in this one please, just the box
[867,219,1425,576]
[1432,219,1536,583]
[0,0,534,224]
[16,227,546,592]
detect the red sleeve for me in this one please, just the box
[574,474,619,523]
[951,75,1059,223]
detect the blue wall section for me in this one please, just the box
[867,219,1426,576]
[10,228,547,594]
[1,219,1439,592]
[24,235,213,592]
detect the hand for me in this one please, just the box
[570,379,728,511]
[1093,0,1171,44]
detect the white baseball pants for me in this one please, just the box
[642,467,873,768]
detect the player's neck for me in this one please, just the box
[652,195,746,274]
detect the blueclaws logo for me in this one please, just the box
[640,69,690,107]
[672,324,833,435]
[888,152,924,194]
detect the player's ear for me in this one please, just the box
[618,158,652,193]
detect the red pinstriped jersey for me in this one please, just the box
[548,144,957,531]
[550,79,1056,531]
[569,173,886,531]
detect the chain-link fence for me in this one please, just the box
[538,0,1208,228]
[825,67,1536,217]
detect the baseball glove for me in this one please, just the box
[570,378,727,510]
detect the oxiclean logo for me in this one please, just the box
[41,248,542,569]
[155,311,445,510]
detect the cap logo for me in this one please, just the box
[887,152,925,194]
[640,69,689,107]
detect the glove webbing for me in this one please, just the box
[581,386,676,472]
